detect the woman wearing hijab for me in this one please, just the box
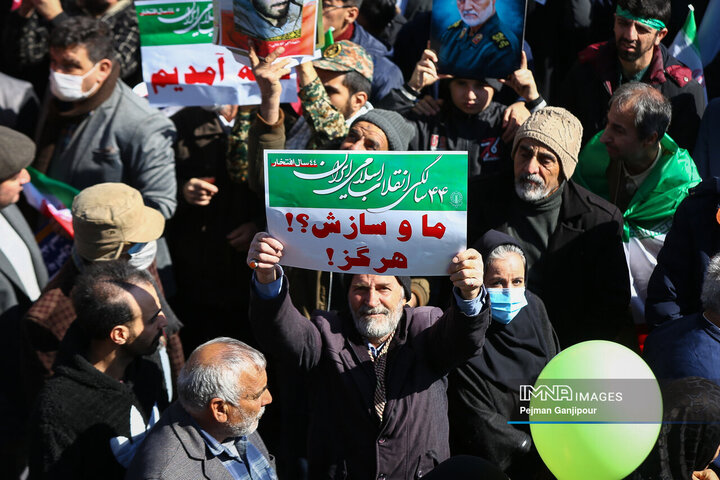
[447,229,559,478]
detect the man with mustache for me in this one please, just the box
[234,0,303,41]
[127,338,277,480]
[246,233,490,478]
[468,107,633,348]
[438,0,520,79]
[555,0,705,150]
[29,262,170,479]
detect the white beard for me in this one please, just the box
[226,406,265,438]
[515,173,549,201]
[351,303,403,342]
[460,7,493,28]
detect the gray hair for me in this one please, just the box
[486,243,526,269]
[609,82,672,141]
[701,254,720,314]
[178,337,266,414]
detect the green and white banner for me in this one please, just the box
[136,0,297,106]
[264,150,468,275]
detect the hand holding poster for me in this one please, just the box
[431,0,525,79]
[264,150,468,275]
[136,0,298,106]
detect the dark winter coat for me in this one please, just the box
[555,41,706,150]
[28,325,168,479]
[448,291,559,476]
[645,177,720,327]
[468,178,632,347]
[381,86,509,181]
[350,23,404,104]
[249,277,490,479]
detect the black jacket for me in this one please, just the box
[468,178,632,347]
[28,326,168,480]
[555,41,706,150]
[448,291,558,477]
[381,87,510,181]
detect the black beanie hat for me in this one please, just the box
[343,274,412,302]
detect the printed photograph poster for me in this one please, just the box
[431,0,526,79]
[215,0,318,60]
[136,0,298,106]
[264,150,469,276]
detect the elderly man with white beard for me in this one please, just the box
[246,231,491,479]
[126,338,277,480]
[467,106,633,349]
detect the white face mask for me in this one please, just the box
[49,62,101,102]
[127,240,158,270]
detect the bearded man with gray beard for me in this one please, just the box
[246,232,491,479]
[467,107,633,348]
[126,338,277,480]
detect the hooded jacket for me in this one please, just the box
[382,85,509,181]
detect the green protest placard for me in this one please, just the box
[136,1,215,46]
[264,150,468,275]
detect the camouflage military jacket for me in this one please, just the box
[299,76,348,150]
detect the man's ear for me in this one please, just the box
[96,58,113,83]
[109,324,130,345]
[349,91,368,116]
[344,5,359,25]
[209,398,229,422]
[655,28,668,44]
[643,131,659,148]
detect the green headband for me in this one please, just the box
[616,5,666,31]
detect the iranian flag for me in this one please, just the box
[23,167,79,237]
[669,4,707,102]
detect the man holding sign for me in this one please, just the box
[246,233,490,479]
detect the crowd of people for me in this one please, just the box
[1,0,720,478]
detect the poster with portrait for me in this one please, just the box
[136,0,298,107]
[214,0,319,61]
[431,0,526,79]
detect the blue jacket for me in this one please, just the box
[693,97,720,180]
[350,23,404,104]
[645,178,720,326]
[644,312,720,384]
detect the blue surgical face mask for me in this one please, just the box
[488,287,528,324]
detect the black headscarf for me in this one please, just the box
[468,230,560,391]
[629,377,720,479]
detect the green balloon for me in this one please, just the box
[529,341,662,480]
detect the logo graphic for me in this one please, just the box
[449,191,463,207]
[519,384,573,402]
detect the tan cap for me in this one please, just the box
[512,107,583,180]
[72,183,165,261]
